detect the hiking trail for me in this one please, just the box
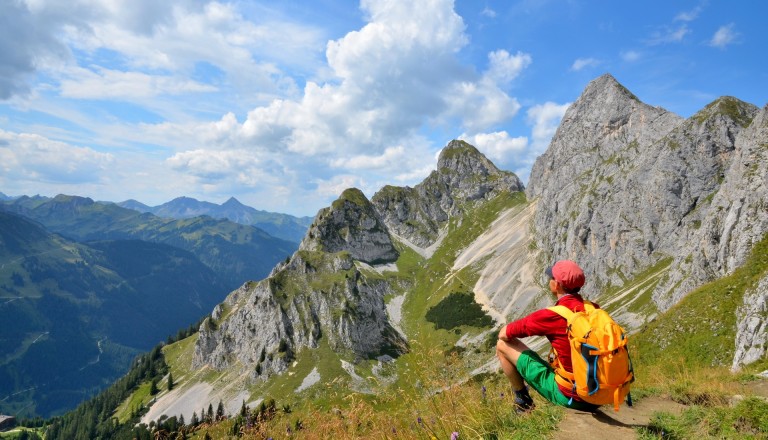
[551,377,768,439]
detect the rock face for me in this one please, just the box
[732,274,768,371]
[527,74,766,314]
[299,188,398,265]
[193,249,407,378]
[372,140,524,248]
[193,188,408,379]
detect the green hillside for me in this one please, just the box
[0,212,228,418]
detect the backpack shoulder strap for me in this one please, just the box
[583,300,596,312]
[547,305,574,320]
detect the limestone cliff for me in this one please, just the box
[193,192,407,379]
[299,188,398,264]
[527,74,766,319]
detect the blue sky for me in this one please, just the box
[1,0,765,216]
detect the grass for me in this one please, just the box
[627,233,768,438]
[188,347,566,440]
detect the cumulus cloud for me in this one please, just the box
[709,23,738,48]
[485,50,532,85]
[0,1,68,99]
[570,57,600,72]
[179,0,530,161]
[527,102,570,155]
[460,131,528,164]
[314,174,367,198]
[1,0,535,213]
[0,129,114,183]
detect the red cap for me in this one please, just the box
[545,260,585,290]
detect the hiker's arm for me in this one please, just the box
[503,309,561,340]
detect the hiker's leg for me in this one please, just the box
[496,335,530,391]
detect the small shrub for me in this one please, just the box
[425,292,494,330]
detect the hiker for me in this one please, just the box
[496,259,601,412]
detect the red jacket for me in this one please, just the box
[504,293,597,400]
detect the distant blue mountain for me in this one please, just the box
[117,196,313,244]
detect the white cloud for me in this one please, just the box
[620,50,642,62]
[675,5,703,22]
[570,57,600,72]
[647,24,689,45]
[481,7,496,18]
[527,101,570,154]
[486,50,532,85]
[0,0,536,214]
[60,67,217,100]
[710,23,738,48]
[314,174,367,198]
[0,129,114,184]
[460,131,528,163]
[330,146,407,170]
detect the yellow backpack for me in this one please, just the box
[548,301,634,411]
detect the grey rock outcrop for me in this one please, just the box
[732,274,768,371]
[372,140,524,248]
[193,249,407,378]
[300,188,399,265]
[193,189,408,378]
[527,74,766,315]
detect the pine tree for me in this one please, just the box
[206,403,213,423]
[149,378,159,395]
[167,371,174,391]
[191,411,199,426]
[216,400,225,420]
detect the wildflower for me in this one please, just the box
[451,432,460,440]
[481,385,487,399]
[417,416,423,425]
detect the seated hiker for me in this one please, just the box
[496,259,601,412]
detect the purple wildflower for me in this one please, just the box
[451,432,460,440]
[417,416,423,425]
[481,385,487,399]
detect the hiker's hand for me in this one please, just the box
[498,326,509,342]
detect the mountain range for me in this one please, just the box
[116,196,313,244]
[0,196,303,418]
[123,74,767,429]
[6,73,768,438]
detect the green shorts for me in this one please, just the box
[517,350,599,412]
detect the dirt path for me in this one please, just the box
[551,396,686,440]
[552,376,768,439]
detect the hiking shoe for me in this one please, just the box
[514,388,535,414]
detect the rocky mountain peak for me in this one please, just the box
[436,139,500,176]
[222,196,245,208]
[372,140,524,248]
[691,96,758,128]
[526,75,683,198]
[299,188,398,264]
[526,73,767,323]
